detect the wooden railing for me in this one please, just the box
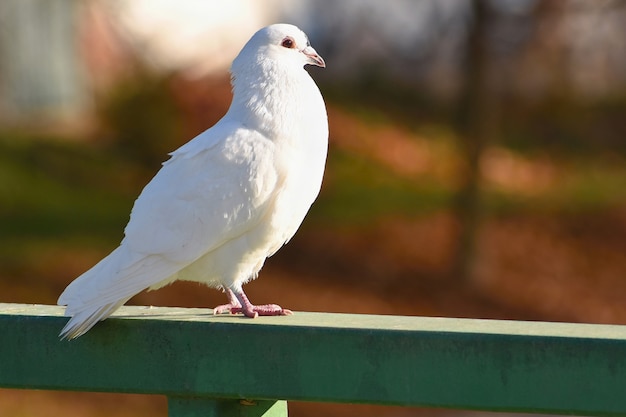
[1,303,625,416]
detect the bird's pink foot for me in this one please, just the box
[213,287,292,318]
[213,303,241,315]
[213,289,242,315]
[230,304,293,318]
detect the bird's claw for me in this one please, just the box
[241,304,292,317]
[214,288,292,317]
[213,303,292,318]
[213,303,241,315]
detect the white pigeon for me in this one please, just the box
[57,23,328,339]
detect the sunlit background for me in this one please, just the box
[2,0,626,416]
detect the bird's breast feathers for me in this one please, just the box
[123,113,325,268]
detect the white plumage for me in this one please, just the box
[58,24,328,339]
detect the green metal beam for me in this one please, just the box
[1,303,626,416]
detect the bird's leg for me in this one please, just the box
[213,288,242,315]
[228,286,293,318]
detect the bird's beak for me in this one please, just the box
[303,46,325,68]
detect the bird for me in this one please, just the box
[57,23,328,339]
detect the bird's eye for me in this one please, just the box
[281,37,295,49]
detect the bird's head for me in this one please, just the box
[232,23,325,74]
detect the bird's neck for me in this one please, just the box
[227,60,313,139]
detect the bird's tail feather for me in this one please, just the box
[58,246,180,339]
[59,298,130,340]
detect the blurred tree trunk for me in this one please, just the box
[451,0,499,284]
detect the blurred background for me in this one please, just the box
[1,0,626,416]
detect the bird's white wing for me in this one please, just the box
[58,123,280,334]
[128,122,280,268]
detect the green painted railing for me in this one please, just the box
[1,303,626,416]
